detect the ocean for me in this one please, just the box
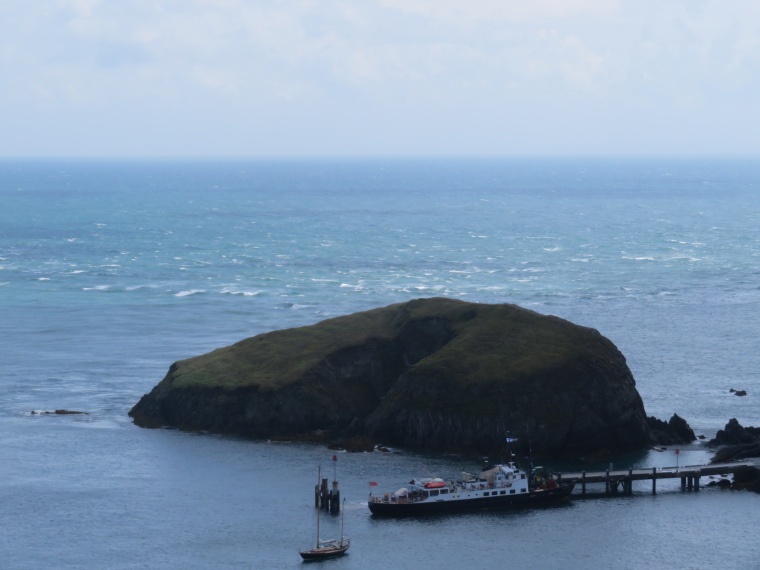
[1,157,759,569]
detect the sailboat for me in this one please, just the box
[300,468,350,561]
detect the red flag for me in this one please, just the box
[369,481,378,486]
[332,455,337,461]
[675,449,680,455]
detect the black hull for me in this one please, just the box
[299,545,349,561]
[368,483,574,517]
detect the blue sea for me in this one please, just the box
[2,157,759,569]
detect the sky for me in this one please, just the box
[2,0,759,158]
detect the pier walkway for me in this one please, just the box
[556,461,757,495]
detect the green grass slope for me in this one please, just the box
[167,297,597,392]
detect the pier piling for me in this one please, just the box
[330,481,340,513]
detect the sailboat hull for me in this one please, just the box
[299,544,349,560]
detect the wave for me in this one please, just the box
[175,289,206,297]
[339,283,363,289]
[125,284,157,291]
[220,288,265,296]
[663,256,701,262]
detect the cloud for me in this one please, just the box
[2,0,760,155]
[379,0,618,23]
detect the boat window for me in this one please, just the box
[423,491,429,498]
[521,489,527,493]
[510,489,515,494]
[500,491,506,495]
[483,492,489,496]
[440,489,448,494]
[521,474,526,479]
[430,490,439,496]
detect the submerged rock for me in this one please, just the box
[31,410,89,415]
[130,298,651,458]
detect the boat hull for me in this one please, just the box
[368,483,574,517]
[299,544,349,560]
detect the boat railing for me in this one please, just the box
[369,491,439,505]
[369,474,529,504]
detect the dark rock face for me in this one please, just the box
[731,467,760,492]
[709,418,760,463]
[130,298,652,459]
[709,418,760,447]
[647,414,696,446]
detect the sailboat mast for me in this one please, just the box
[316,465,321,548]
[340,498,345,546]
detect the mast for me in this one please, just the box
[316,465,321,548]
[340,498,345,546]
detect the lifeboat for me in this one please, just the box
[423,479,446,489]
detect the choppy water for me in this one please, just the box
[2,158,760,568]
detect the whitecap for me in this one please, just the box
[221,288,264,296]
[37,277,51,281]
[664,256,701,262]
[83,285,110,291]
[125,284,155,291]
[175,289,206,297]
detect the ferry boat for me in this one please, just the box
[368,461,574,516]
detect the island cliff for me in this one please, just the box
[130,297,651,458]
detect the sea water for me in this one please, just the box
[1,157,759,569]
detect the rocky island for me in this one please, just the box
[131,297,659,458]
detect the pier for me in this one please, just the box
[556,461,757,496]
[314,456,342,513]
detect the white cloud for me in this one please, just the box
[379,0,619,22]
[2,0,760,155]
